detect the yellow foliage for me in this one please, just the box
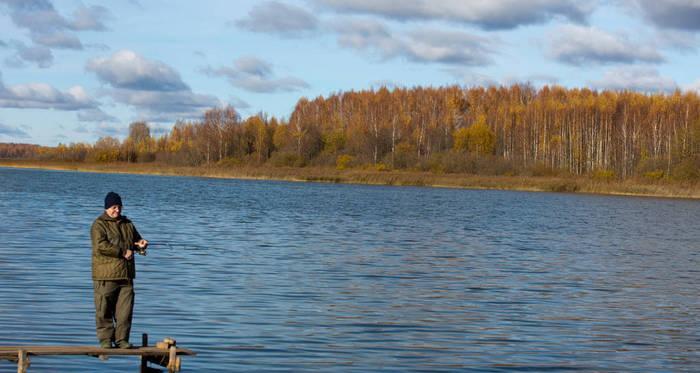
[452,114,495,155]
[168,139,183,153]
[550,135,562,146]
[643,170,664,180]
[273,124,290,150]
[453,127,471,151]
[323,130,346,154]
[374,163,388,172]
[336,154,355,170]
[593,169,615,182]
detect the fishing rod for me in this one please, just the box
[132,236,222,256]
[135,241,196,255]
[134,241,174,256]
[147,241,177,250]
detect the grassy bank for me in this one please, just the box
[1,159,699,199]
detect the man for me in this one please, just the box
[90,192,148,349]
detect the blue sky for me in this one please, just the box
[1,0,699,146]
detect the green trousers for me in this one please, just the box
[93,280,134,344]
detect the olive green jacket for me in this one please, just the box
[90,213,142,280]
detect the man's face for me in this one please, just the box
[105,205,122,218]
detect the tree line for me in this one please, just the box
[2,84,699,180]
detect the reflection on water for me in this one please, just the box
[0,167,699,372]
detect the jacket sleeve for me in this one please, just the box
[132,225,143,243]
[91,221,123,258]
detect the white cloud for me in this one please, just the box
[87,50,189,91]
[33,31,82,49]
[0,73,96,110]
[335,18,397,53]
[653,29,699,52]
[549,25,664,65]
[0,122,31,138]
[110,89,216,112]
[0,0,112,66]
[589,67,677,92]
[405,29,496,65]
[203,56,309,93]
[0,0,111,33]
[635,0,700,31]
[334,19,497,65]
[314,0,594,29]
[86,50,220,122]
[70,5,112,31]
[3,41,53,68]
[110,88,219,123]
[236,1,318,37]
[77,108,118,123]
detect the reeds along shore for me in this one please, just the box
[1,160,698,199]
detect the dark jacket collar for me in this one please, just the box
[99,212,130,222]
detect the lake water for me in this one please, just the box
[0,167,699,372]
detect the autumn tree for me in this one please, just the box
[453,114,495,155]
[124,121,153,162]
[91,136,120,162]
[14,84,700,180]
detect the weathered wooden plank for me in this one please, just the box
[2,335,194,372]
[0,346,195,360]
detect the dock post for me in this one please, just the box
[17,350,29,373]
[167,345,178,373]
[140,333,148,373]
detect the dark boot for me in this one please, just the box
[116,340,133,349]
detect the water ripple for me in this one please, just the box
[0,167,699,372]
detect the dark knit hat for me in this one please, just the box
[104,192,123,209]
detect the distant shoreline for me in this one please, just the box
[2,160,699,200]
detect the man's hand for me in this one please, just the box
[124,249,134,260]
[135,239,148,249]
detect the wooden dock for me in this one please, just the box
[0,334,195,373]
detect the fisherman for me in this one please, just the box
[90,192,148,349]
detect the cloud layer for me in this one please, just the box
[335,19,497,65]
[549,25,664,65]
[2,0,700,146]
[589,67,677,92]
[314,0,593,29]
[236,1,318,37]
[77,108,118,123]
[0,73,95,110]
[0,0,111,67]
[87,50,189,91]
[203,56,309,93]
[0,122,30,138]
[636,0,700,31]
[4,41,53,68]
[86,50,219,122]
